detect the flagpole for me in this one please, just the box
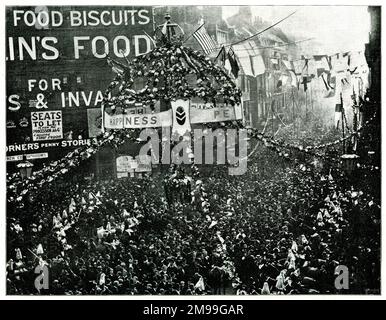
[306,90,308,122]
[340,92,345,153]
[214,45,224,61]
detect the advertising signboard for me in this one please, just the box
[6,6,154,169]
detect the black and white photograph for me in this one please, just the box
[5,3,381,296]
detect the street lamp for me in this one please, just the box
[155,13,185,44]
[17,156,34,179]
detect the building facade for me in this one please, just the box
[6,5,300,178]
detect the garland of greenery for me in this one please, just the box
[102,44,242,113]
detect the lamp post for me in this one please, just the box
[17,155,34,179]
[155,13,185,44]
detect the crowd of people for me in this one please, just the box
[7,133,380,294]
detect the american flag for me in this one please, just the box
[192,23,217,55]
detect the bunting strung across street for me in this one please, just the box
[103,102,243,131]
[207,39,367,95]
[191,21,368,95]
[269,50,369,93]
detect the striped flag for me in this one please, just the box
[192,23,217,55]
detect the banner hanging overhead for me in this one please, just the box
[104,110,172,129]
[103,100,243,132]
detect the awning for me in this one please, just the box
[232,41,265,77]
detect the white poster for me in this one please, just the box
[104,110,172,129]
[116,155,133,172]
[31,111,63,141]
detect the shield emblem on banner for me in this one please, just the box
[176,106,186,125]
[171,100,191,135]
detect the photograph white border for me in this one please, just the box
[1,0,384,300]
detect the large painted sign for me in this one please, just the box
[6,6,154,162]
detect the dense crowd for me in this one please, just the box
[7,138,380,295]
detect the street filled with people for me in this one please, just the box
[7,117,380,295]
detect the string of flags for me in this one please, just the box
[205,40,368,96]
